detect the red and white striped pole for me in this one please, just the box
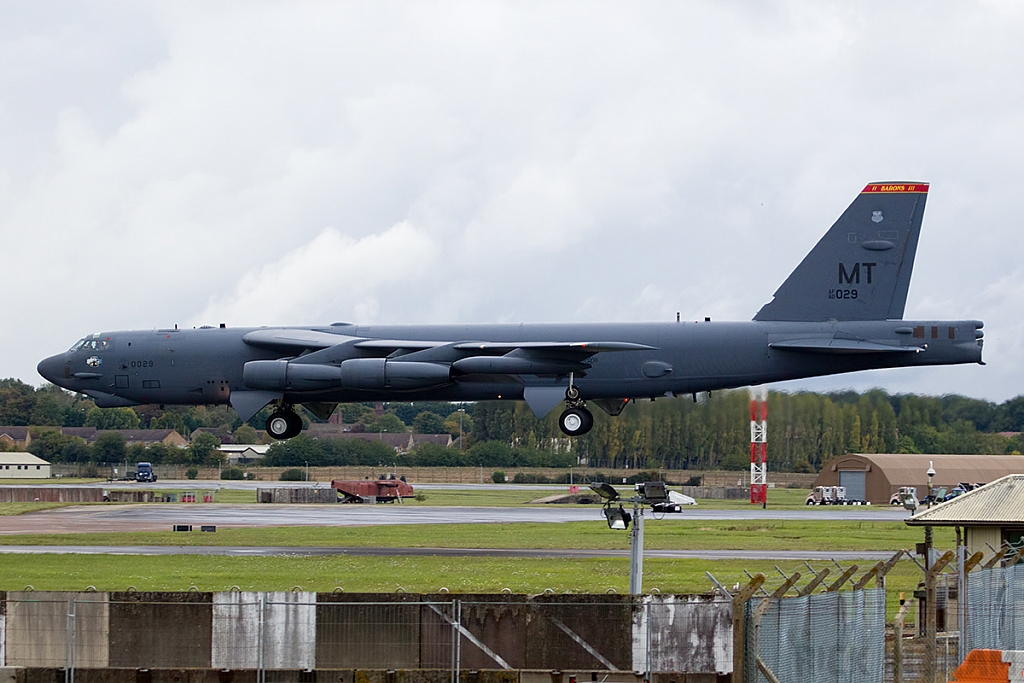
[750,395,767,504]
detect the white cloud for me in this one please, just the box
[194,222,440,326]
[2,1,1023,401]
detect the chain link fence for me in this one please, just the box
[746,588,886,683]
[965,562,1024,652]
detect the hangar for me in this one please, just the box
[0,452,52,479]
[811,453,1024,504]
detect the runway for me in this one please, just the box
[0,544,893,561]
[0,502,909,535]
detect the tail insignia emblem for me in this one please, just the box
[871,210,883,223]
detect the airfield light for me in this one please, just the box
[604,505,631,530]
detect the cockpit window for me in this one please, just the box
[70,338,109,352]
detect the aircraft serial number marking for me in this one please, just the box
[129,360,154,368]
[828,289,858,299]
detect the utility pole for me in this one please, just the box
[629,498,644,594]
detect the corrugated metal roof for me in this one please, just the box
[0,452,50,465]
[839,453,1024,488]
[907,474,1024,526]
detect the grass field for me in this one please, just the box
[0,553,924,618]
[0,517,951,551]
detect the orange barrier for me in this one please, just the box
[951,650,1009,682]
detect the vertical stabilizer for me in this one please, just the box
[753,182,928,322]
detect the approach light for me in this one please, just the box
[636,481,668,504]
[604,504,631,530]
[589,482,620,502]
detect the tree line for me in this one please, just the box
[3,377,1023,472]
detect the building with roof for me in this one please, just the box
[907,474,1024,562]
[0,427,31,450]
[0,452,51,479]
[218,444,272,465]
[811,453,1024,504]
[59,427,187,447]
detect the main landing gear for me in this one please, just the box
[266,408,303,440]
[558,381,594,437]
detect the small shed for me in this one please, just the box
[0,452,52,479]
[907,474,1024,563]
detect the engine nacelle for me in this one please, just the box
[244,358,451,392]
[243,360,342,391]
[340,358,451,390]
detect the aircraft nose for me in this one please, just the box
[37,354,66,385]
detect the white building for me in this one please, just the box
[218,444,272,465]
[0,452,52,479]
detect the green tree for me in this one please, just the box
[84,407,141,430]
[412,411,447,434]
[29,393,65,426]
[233,424,259,444]
[189,432,222,466]
[90,432,126,464]
[151,412,188,435]
[366,413,407,434]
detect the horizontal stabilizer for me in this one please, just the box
[769,339,921,354]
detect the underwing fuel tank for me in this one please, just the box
[243,358,451,392]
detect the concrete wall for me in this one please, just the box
[212,591,316,669]
[257,487,337,503]
[108,591,212,668]
[0,487,103,503]
[5,591,108,668]
[3,591,733,676]
[638,595,732,674]
[316,593,426,669]
[0,591,5,666]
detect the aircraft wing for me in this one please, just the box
[242,328,358,351]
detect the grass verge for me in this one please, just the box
[0,519,952,551]
[0,553,923,619]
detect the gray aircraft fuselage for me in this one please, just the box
[36,181,985,438]
[39,319,983,406]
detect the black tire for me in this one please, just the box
[283,411,303,439]
[266,411,293,440]
[559,407,593,437]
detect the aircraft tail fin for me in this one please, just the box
[753,182,929,322]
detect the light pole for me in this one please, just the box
[458,408,465,450]
[590,481,667,594]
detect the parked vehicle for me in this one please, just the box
[135,462,157,483]
[890,486,918,506]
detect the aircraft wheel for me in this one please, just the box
[283,411,304,439]
[559,407,593,437]
[267,410,302,440]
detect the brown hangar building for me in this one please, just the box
[810,453,1024,504]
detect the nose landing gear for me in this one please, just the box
[558,377,593,436]
[266,408,303,440]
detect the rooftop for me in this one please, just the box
[907,474,1024,526]
[0,452,50,466]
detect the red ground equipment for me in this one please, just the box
[332,476,414,503]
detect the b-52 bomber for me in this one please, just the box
[38,182,984,440]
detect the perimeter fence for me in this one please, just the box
[0,591,733,681]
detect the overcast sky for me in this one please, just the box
[1,1,1021,402]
